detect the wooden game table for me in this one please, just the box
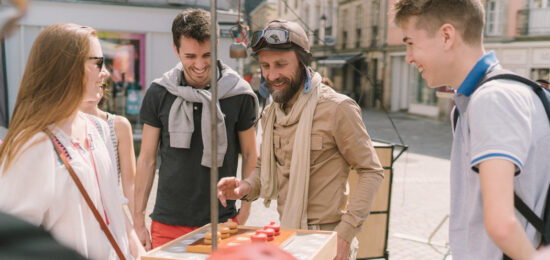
[142,224,337,260]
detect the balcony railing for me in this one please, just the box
[517,8,550,36]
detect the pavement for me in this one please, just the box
[143,108,454,260]
[361,109,453,260]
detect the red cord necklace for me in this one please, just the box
[72,134,110,225]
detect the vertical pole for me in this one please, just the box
[209,0,219,251]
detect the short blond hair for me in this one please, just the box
[393,0,485,45]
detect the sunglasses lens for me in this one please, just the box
[263,29,288,45]
[97,58,104,70]
[249,30,263,48]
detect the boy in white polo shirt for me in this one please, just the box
[393,0,550,259]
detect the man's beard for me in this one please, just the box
[267,66,305,104]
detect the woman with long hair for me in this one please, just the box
[80,81,136,218]
[0,23,144,259]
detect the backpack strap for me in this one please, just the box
[479,73,550,249]
[452,106,459,131]
[479,74,550,126]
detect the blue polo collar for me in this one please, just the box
[457,51,498,96]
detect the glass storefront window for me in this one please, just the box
[409,67,437,106]
[98,31,145,134]
[531,68,550,82]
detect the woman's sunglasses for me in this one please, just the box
[88,56,104,70]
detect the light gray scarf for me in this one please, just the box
[153,61,258,167]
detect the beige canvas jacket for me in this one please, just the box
[244,84,384,242]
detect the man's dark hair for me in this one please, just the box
[393,0,485,45]
[172,9,218,50]
[536,79,549,85]
[292,46,312,67]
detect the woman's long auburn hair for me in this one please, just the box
[0,23,97,171]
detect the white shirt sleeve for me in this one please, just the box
[0,133,58,226]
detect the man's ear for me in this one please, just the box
[440,23,456,50]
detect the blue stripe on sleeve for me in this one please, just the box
[471,153,523,170]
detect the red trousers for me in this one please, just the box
[151,216,238,249]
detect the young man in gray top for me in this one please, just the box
[394,0,550,259]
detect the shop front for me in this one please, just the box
[2,1,241,142]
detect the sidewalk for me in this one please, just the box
[364,109,452,260]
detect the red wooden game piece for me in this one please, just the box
[265,221,280,236]
[250,231,268,242]
[257,229,274,241]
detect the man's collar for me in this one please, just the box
[457,51,498,96]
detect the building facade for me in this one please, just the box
[0,0,242,131]
[274,0,386,108]
[252,0,550,119]
[249,0,277,31]
[385,0,550,120]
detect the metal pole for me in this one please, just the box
[209,0,219,251]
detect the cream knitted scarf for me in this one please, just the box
[259,69,322,229]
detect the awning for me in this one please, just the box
[317,53,363,68]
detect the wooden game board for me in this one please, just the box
[143,224,337,260]
[186,227,296,254]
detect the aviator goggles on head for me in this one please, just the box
[249,28,292,51]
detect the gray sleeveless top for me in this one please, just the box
[106,112,121,182]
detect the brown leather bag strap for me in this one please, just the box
[44,128,126,260]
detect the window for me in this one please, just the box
[343,31,348,49]
[356,5,363,48]
[305,5,310,24]
[356,5,363,27]
[356,29,361,48]
[316,2,321,29]
[486,0,503,36]
[98,31,146,127]
[342,9,348,48]
[314,29,319,45]
[371,0,379,26]
[531,68,550,82]
[531,0,550,8]
[410,68,437,106]
[326,0,333,26]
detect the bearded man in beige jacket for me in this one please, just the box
[217,20,384,260]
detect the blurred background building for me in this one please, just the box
[1,0,550,134]
[0,0,244,138]
[246,0,550,120]
[387,0,550,120]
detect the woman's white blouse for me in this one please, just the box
[0,112,130,259]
